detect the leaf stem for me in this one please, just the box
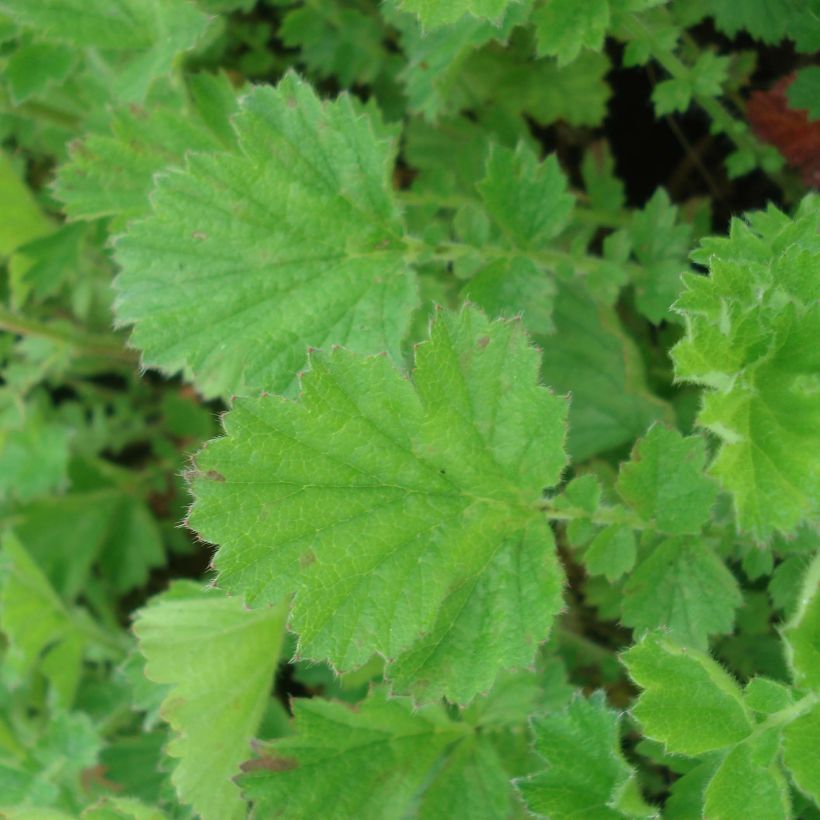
[0,306,137,364]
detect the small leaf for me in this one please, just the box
[782,551,820,690]
[622,538,742,649]
[134,582,288,820]
[783,702,820,805]
[622,633,754,756]
[516,692,650,818]
[585,524,636,582]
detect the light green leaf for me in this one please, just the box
[782,551,820,690]
[0,150,51,257]
[516,691,650,818]
[704,732,791,820]
[585,524,636,582]
[189,307,568,703]
[478,143,574,249]
[115,73,417,399]
[240,688,470,819]
[0,0,211,101]
[622,633,754,755]
[532,0,610,65]
[134,582,287,820]
[0,532,88,707]
[672,197,820,539]
[398,0,518,29]
[55,73,239,225]
[783,702,820,806]
[622,538,742,649]
[744,677,794,715]
[616,425,718,535]
[706,0,820,51]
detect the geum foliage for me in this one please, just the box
[189,306,568,704]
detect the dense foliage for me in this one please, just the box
[0,1,818,818]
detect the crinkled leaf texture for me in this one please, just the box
[189,307,568,704]
[115,72,417,399]
[240,688,467,819]
[672,196,820,540]
[516,691,653,818]
[134,582,287,820]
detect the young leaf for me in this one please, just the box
[621,538,742,649]
[477,143,574,250]
[0,150,51,256]
[516,691,652,818]
[189,307,568,703]
[585,523,636,582]
[616,425,718,535]
[672,197,820,539]
[114,73,417,399]
[622,633,754,755]
[134,582,288,820]
[532,0,610,65]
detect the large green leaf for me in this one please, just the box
[114,73,418,399]
[189,307,567,703]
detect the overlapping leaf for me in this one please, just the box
[134,582,287,820]
[114,73,417,399]
[189,307,568,703]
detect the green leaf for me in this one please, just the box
[616,425,718,535]
[461,46,612,127]
[532,0,610,65]
[281,3,387,87]
[672,197,820,539]
[516,691,650,818]
[788,66,820,120]
[385,1,530,121]
[134,582,287,820]
[627,189,692,323]
[782,551,820,690]
[539,282,672,461]
[398,0,518,29]
[622,538,742,649]
[115,73,417,399]
[4,41,77,104]
[0,0,211,101]
[189,307,568,703]
[54,73,239,225]
[585,524,636,582]
[706,0,820,51]
[783,703,820,806]
[478,144,574,249]
[0,414,69,503]
[0,150,51,257]
[622,633,754,755]
[240,688,470,819]
[704,732,791,820]
[744,677,794,715]
[0,532,89,707]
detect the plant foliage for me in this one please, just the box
[0,0,818,817]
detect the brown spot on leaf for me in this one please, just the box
[241,755,299,773]
[205,470,225,482]
[476,336,491,349]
